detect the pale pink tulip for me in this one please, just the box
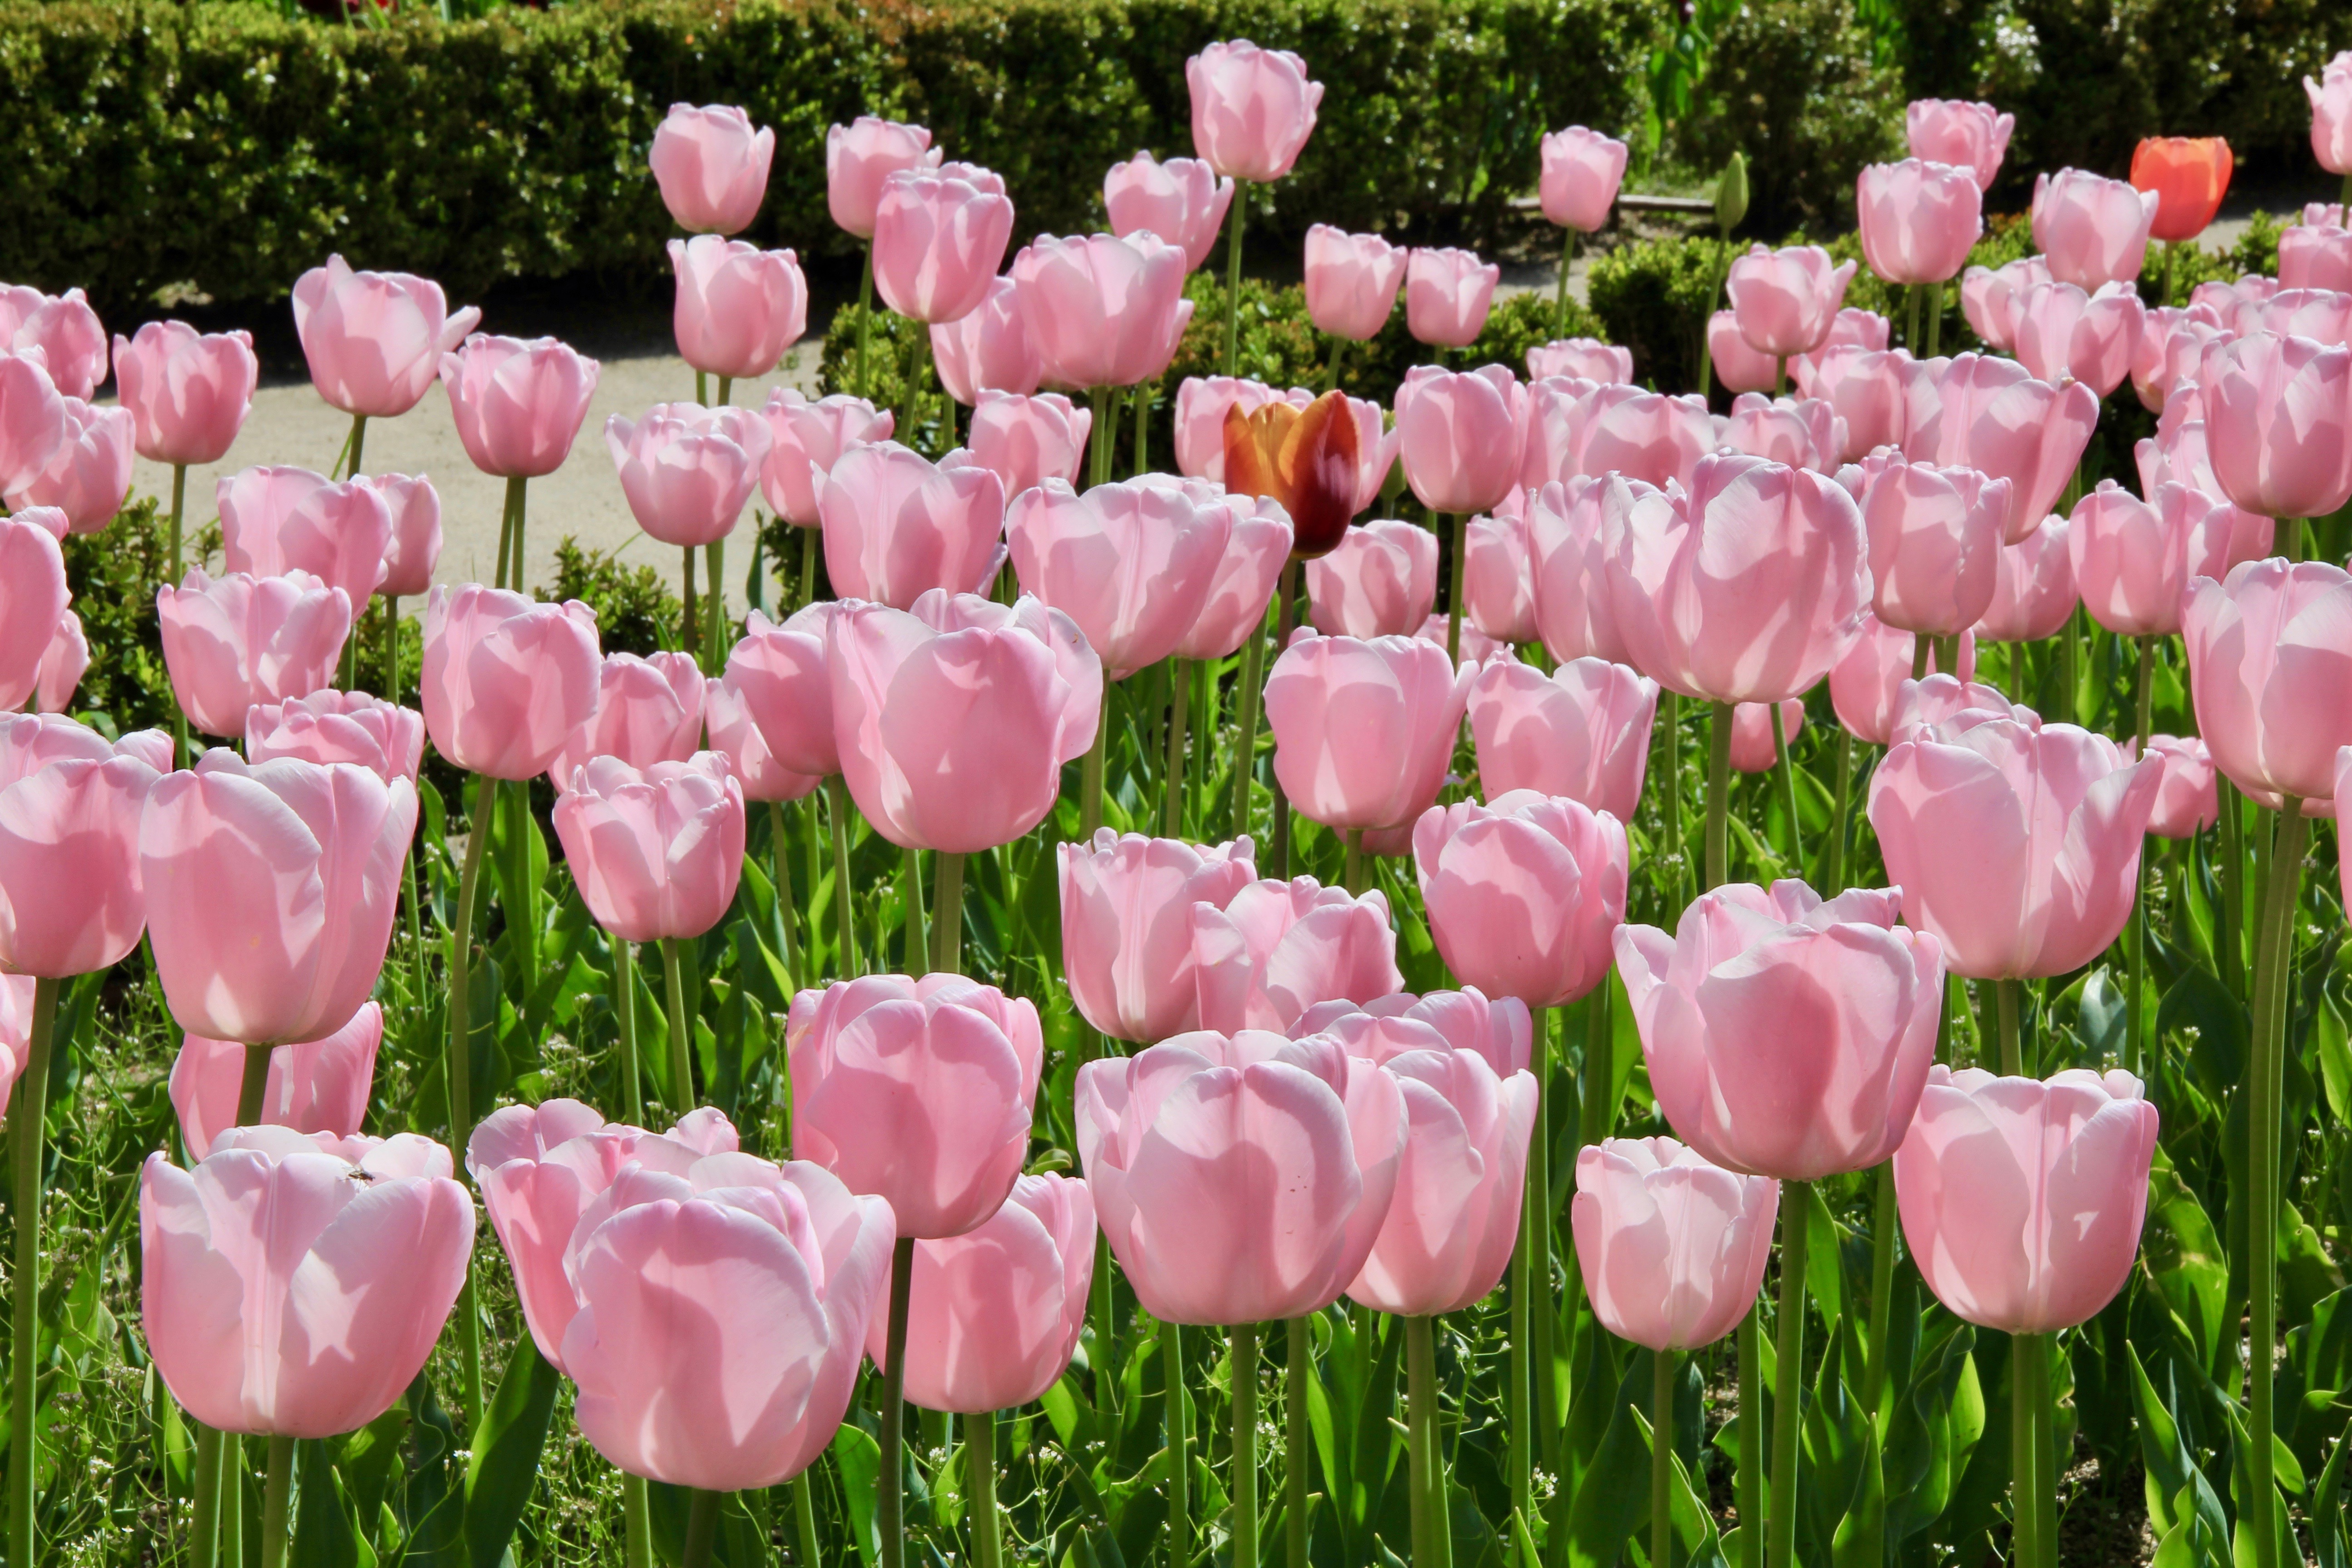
[1573,1137,1779,1352]
[1303,226,1409,341]
[0,978,33,1115]
[1789,308,1891,390]
[1828,614,1975,745]
[440,335,601,479]
[827,118,940,240]
[967,391,1093,495]
[216,465,394,607]
[702,672,821,803]
[1463,509,1537,645]
[171,1001,383,1160]
[292,256,481,419]
[374,473,444,597]
[548,652,706,784]
[1728,698,1805,773]
[1974,514,2078,643]
[1008,476,1232,677]
[0,286,106,401]
[1574,387,1715,490]
[2032,169,2161,292]
[1886,673,2034,739]
[818,442,1006,609]
[1306,519,1438,640]
[554,754,745,943]
[0,715,164,979]
[2185,559,2352,811]
[931,277,1044,406]
[0,352,64,501]
[113,321,256,466]
[1186,40,1323,182]
[1850,451,2008,635]
[1412,789,1626,1007]
[419,584,603,780]
[158,570,351,739]
[1708,311,1780,394]
[1191,877,1404,1035]
[8,396,134,533]
[2068,478,2255,637]
[1527,477,1634,664]
[1172,377,1310,482]
[1292,988,1531,1078]
[1012,230,1195,389]
[0,513,67,712]
[2133,735,2217,838]
[1857,159,1984,285]
[1467,654,1654,818]
[760,390,895,527]
[1792,347,1908,464]
[1394,364,1529,516]
[1527,338,1632,382]
[1404,247,1500,348]
[606,402,770,548]
[873,167,1017,326]
[722,604,850,779]
[669,236,808,380]
[2131,307,2227,412]
[1959,255,2052,352]
[34,610,85,715]
[1902,353,2100,542]
[1726,245,1858,358]
[1266,631,1471,832]
[1058,829,1258,1043]
[651,104,774,235]
[246,690,425,784]
[1723,393,1845,473]
[2280,222,2352,294]
[2012,280,2144,396]
[1906,99,2013,189]
[2195,331,2352,519]
[1104,152,1236,272]
[1175,495,1295,660]
[1539,127,1629,231]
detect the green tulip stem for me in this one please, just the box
[705,536,727,668]
[191,1417,225,1568]
[826,776,860,980]
[1925,281,1943,358]
[1824,728,1854,892]
[1651,1349,1675,1568]
[1405,1315,1452,1568]
[1766,1181,1810,1568]
[1286,1317,1311,1568]
[854,247,877,398]
[2218,775,2247,999]
[446,775,495,1430]
[968,1410,1004,1568]
[681,544,701,659]
[505,474,529,593]
[345,411,369,480]
[931,850,965,975]
[1223,186,1249,377]
[1996,976,2021,1077]
[2127,635,2154,1076]
[1323,334,1350,396]
[1555,227,1578,337]
[1080,691,1111,838]
[1862,1161,1897,1429]
[661,937,694,1112]
[1445,513,1467,666]
[1770,700,1802,868]
[1168,1320,1190,1568]
[1705,701,1734,891]
[613,938,642,1123]
[792,1473,822,1568]
[1232,1322,1260,1568]
[7,975,59,1568]
[257,1433,295,1568]
[169,462,190,766]
[2010,1331,2038,1568]
[1269,561,1299,877]
[1134,377,1153,476]
[768,802,802,991]
[879,1235,917,1568]
[1163,657,1189,837]
[1737,1307,1762,1568]
[682,1488,721,1568]
[2248,801,2310,1568]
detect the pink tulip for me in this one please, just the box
[1191,877,1404,1034]
[829,591,1100,852]
[702,672,820,803]
[1887,673,2033,739]
[2132,735,2217,838]
[1176,495,1295,660]
[171,1001,382,1160]
[1528,338,1633,382]
[0,512,67,712]
[419,584,603,780]
[158,570,351,739]
[1104,152,1236,272]
[967,391,1093,495]
[865,1173,1095,1411]
[1959,255,2052,352]
[1828,614,1975,745]
[1076,1029,1402,1323]
[0,351,63,501]
[440,335,601,479]
[1173,377,1310,482]
[1851,451,2008,636]
[2314,58,2352,174]
[2031,169,2161,292]
[1857,159,1984,285]
[819,442,1006,609]
[2189,273,2280,323]
[553,754,745,943]
[2011,280,2144,396]
[669,235,808,380]
[292,255,481,419]
[2194,283,2352,344]
[0,286,106,401]
[217,465,394,607]
[1727,699,1805,772]
[1573,1137,1779,1352]
[1266,630,1471,832]
[34,610,85,715]
[246,690,425,784]
[113,321,257,467]
[1527,477,1632,663]
[2067,478,2249,637]
[1008,476,1232,677]
[1726,245,1858,358]
[828,117,940,240]
[1895,1066,2157,1333]
[650,104,774,235]
[1292,987,1531,1077]
[9,396,134,533]
[760,390,895,527]
[2185,559,2352,811]
[1412,790,1625,1007]
[1616,881,1944,1180]
[606,402,770,549]
[0,978,33,1114]
[1463,509,1537,645]
[1723,392,1844,472]
[1394,364,1529,515]
[1012,231,1194,390]
[142,753,417,1044]
[1789,308,1892,391]
[2280,222,2352,294]
[1975,514,2078,643]
[143,1128,472,1437]
[2134,399,2223,498]
[0,715,164,978]
[1574,386,1715,490]
[931,278,1043,405]
[1708,311,1780,394]
[1305,519,1438,639]
[873,167,1017,326]
[1906,98,2013,189]
[374,473,444,597]
[1604,454,1871,705]
[1410,614,1502,676]
[548,651,707,783]
[1524,376,1592,495]
[1304,226,1409,340]
[1871,713,2159,976]
[1058,829,1258,1044]
[1902,353,2100,542]
[2196,331,2352,519]
[789,973,1043,1238]
[2131,308,2227,412]
[721,604,850,779]
[1404,247,1500,348]
[1187,40,1323,182]
[1466,654,1655,818]
[1539,127,1629,231]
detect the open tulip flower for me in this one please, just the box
[246,690,425,784]
[818,441,1006,609]
[373,472,444,599]
[1306,517,1437,639]
[1526,476,1636,664]
[2011,280,2144,397]
[1527,337,1633,382]
[1463,508,1537,645]
[1266,630,1470,836]
[721,604,848,779]
[607,402,771,549]
[34,610,86,716]
[1573,1136,1779,1351]
[1906,98,2013,189]
[2185,559,2352,812]
[1412,789,1627,1007]
[0,352,65,504]
[1403,246,1500,348]
[1902,353,2100,542]
[554,754,746,946]
[158,569,352,740]
[650,103,774,236]
[1708,310,1780,395]
[2194,331,2352,521]
[2068,478,2253,637]
[966,391,1092,495]
[1176,494,1295,661]
[1828,614,1975,746]
[2134,735,2218,838]
[171,1001,382,1160]
[293,255,481,421]
[216,464,394,608]
[1104,152,1235,271]
[931,277,1044,405]
[10,395,135,534]
[1849,451,2008,636]
[1186,40,1323,183]
[1958,255,2051,351]
[1725,244,1857,358]
[1395,363,1529,517]
[113,320,257,467]
[1722,392,1844,473]
[1539,127,1628,232]
[827,117,939,241]
[0,715,167,980]
[440,333,601,479]
[2280,218,2352,293]
[1292,987,1532,1078]
[1856,158,1984,286]
[1975,513,2078,643]
[1727,699,1805,773]
[1012,230,1195,391]
[1007,476,1232,678]
[1191,874,1404,1034]
[1304,226,1409,341]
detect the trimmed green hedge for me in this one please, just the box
[0,0,1659,316]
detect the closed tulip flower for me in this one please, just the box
[1886,673,2035,739]
[650,104,773,235]
[1724,393,1845,472]
[143,1128,472,1437]
[2281,220,2352,294]
[1708,311,1784,394]
[0,980,37,1109]
[1222,391,1376,557]
[1726,245,1858,358]
[553,754,745,943]
[722,604,849,779]
[158,570,351,739]
[246,690,425,784]
[789,973,1043,1238]
[2202,285,2352,347]
[2031,169,2161,292]
[1959,255,2052,352]
[1790,307,1893,391]
[606,402,769,549]
[1463,509,1537,645]
[1059,830,1258,1044]
[171,1001,382,1160]
[818,441,1006,609]
[440,335,601,479]
[967,391,1092,496]
[1013,231,1194,390]
[1527,477,1634,663]
[1306,518,1438,639]
[2133,735,2218,838]
[1266,631,1471,833]
[931,278,1042,405]
[1895,1067,2157,1333]
[2185,559,2352,810]
[548,651,706,784]
[1187,40,1323,183]
[1540,127,1629,231]
[0,286,106,401]
[0,715,166,979]
[292,256,481,420]
[2067,479,2245,637]
[1975,515,2078,643]
[374,473,443,598]
[1528,338,1634,382]
[1903,353,2100,542]
[1293,987,1532,1078]
[866,1173,1095,1411]
[828,117,940,240]
[1467,654,1655,818]
[2196,332,2352,520]
[873,166,1017,326]
[1008,476,1231,677]
[1174,377,1309,482]
[1304,226,1409,340]
[0,351,64,501]
[1857,159,1984,285]
[828,592,1100,852]
[0,513,67,712]
[670,236,808,380]
[1395,364,1529,515]
[1728,699,1805,772]
[1176,495,1295,660]
[10,396,134,533]
[113,321,256,466]
[703,676,821,804]
[34,611,86,715]
[2012,281,2144,397]
[1604,454,1871,706]
[419,584,603,781]
[1852,452,2008,636]
[1906,98,2013,189]
[1870,714,2159,977]
[1405,247,1500,348]
[1104,152,1235,272]
[217,465,394,607]
[1077,1030,1403,1323]
[1412,790,1626,1007]
[760,390,895,528]
[1828,614,1975,745]
[2132,309,2227,413]
[2131,137,2232,243]
[1615,881,1945,1180]
[1573,1137,1780,1352]
[1192,877,1404,1035]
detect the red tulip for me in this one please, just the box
[1222,391,1374,558]
[1174,377,1309,483]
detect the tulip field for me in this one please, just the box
[11,32,2352,1568]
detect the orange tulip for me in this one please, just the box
[2130,137,2232,243]
[1222,390,1361,558]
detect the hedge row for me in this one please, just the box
[0,0,1657,316]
